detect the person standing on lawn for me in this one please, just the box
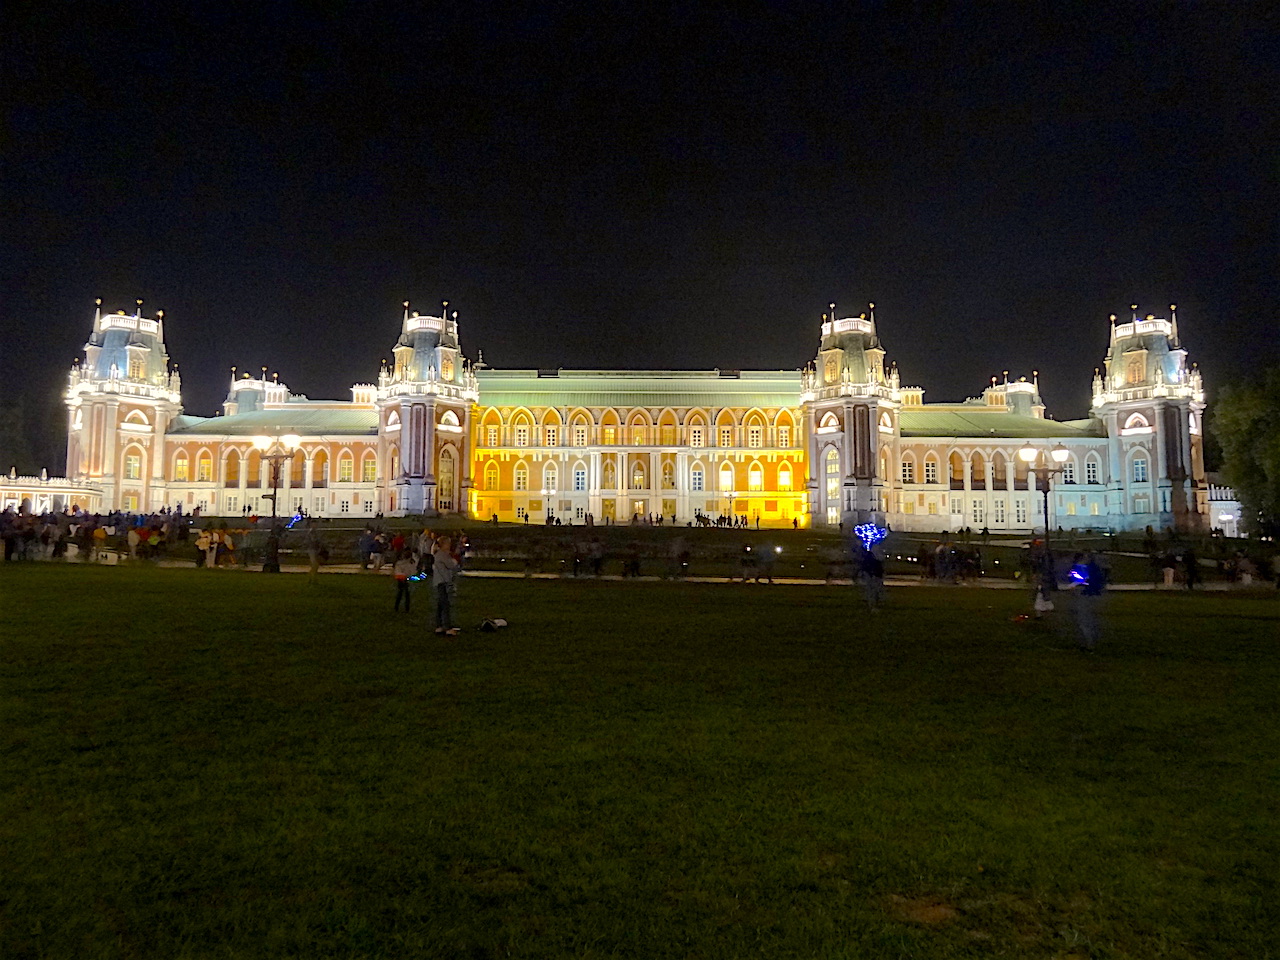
[1069,551,1107,651]
[392,549,416,613]
[432,536,460,636]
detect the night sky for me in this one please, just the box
[3,3,1276,464]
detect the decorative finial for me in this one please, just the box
[1131,304,1138,321]
[136,298,143,316]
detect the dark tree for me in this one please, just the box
[1212,368,1280,537]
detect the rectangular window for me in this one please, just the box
[314,497,324,515]
[632,426,646,445]
[226,495,238,513]
[124,454,141,480]
[603,427,616,445]
[719,427,733,447]
[660,425,675,446]
[924,460,938,484]
[338,459,354,482]
[1134,493,1151,513]
[575,506,584,520]
[993,499,1006,523]
[174,458,189,481]
[515,426,529,447]
[362,458,377,483]
[198,457,212,482]
[1133,458,1148,483]
[901,460,914,483]
[124,495,139,511]
[573,468,586,492]
[340,500,350,513]
[1066,501,1077,515]
[1015,499,1028,524]
[971,500,984,524]
[690,427,704,448]
[573,426,587,446]
[1090,502,1099,516]
[486,425,498,447]
[1062,461,1076,484]
[545,427,558,446]
[691,469,704,492]
[778,426,791,447]
[748,426,762,448]
[927,500,938,515]
[1086,460,1099,484]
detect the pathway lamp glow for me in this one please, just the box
[1018,442,1070,548]
[252,434,301,572]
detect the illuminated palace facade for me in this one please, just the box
[63,300,1209,532]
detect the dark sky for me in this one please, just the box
[2,2,1276,452]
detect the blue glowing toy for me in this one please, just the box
[854,523,888,549]
[1069,565,1088,583]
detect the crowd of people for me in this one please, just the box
[0,505,197,563]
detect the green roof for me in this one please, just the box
[474,369,803,409]
[168,408,379,437]
[899,410,1104,439]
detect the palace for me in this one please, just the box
[59,299,1209,532]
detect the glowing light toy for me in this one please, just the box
[854,523,888,549]
[1069,565,1088,583]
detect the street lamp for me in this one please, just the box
[252,434,301,572]
[1018,442,1070,547]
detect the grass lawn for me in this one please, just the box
[2,567,1277,958]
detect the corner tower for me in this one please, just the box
[1091,305,1206,532]
[375,301,479,516]
[800,302,900,527]
[65,299,184,512]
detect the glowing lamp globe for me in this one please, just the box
[1018,444,1037,463]
[1051,444,1070,464]
[281,434,301,450]
[252,436,272,451]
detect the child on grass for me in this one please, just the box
[393,549,416,613]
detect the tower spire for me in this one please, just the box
[94,298,102,323]
[1170,303,1179,346]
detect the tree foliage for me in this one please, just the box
[1212,368,1280,536]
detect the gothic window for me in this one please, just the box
[198,455,212,482]
[901,459,914,483]
[486,425,499,447]
[824,355,838,383]
[825,448,839,502]
[441,356,454,380]
[362,456,377,483]
[778,463,792,491]
[1126,357,1144,384]
[632,424,647,445]
[748,464,763,492]
[1133,457,1148,483]
[778,425,791,447]
[124,452,141,480]
[923,457,938,484]
[544,464,558,493]
[338,456,354,482]
[690,426,705,448]
[661,461,675,489]
[225,451,241,485]
[515,425,529,447]
[819,413,839,431]
[719,463,734,492]
[631,463,646,489]
[1062,460,1076,484]
[1085,458,1100,484]
[128,354,144,379]
[573,466,586,492]
[691,467,705,492]
[514,463,529,491]
[174,454,189,482]
[748,425,762,448]
[485,462,499,491]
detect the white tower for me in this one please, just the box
[375,301,479,516]
[1091,305,1206,532]
[800,302,900,528]
[65,299,183,512]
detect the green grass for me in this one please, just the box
[2,567,1277,958]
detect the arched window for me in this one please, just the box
[970,454,986,488]
[484,461,499,491]
[748,463,763,491]
[691,465,705,492]
[923,455,939,484]
[313,449,329,485]
[603,459,616,488]
[514,462,529,491]
[778,463,792,491]
[123,446,143,480]
[338,454,354,483]
[572,461,587,492]
[197,451,213,482]
[124,410,148,426]
[173,453,189,482]
[661,460,675,489]
[630,461,646,489]
[1124,413,1151,431]
[900,458,915,483]
[439,410,460,429]
[949,451,965,485]
[361,453,377,483]
[544,463,558,493]
[819,412,840,431]
[224,450,241,486]
[385,410,401,429]
[438,450,455,505]
[825,448,839,501]
[719,463,734,491]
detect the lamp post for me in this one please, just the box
[253,434,301,572]
[1018,442,1071,547]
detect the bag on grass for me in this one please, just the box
[478,618,509,632]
